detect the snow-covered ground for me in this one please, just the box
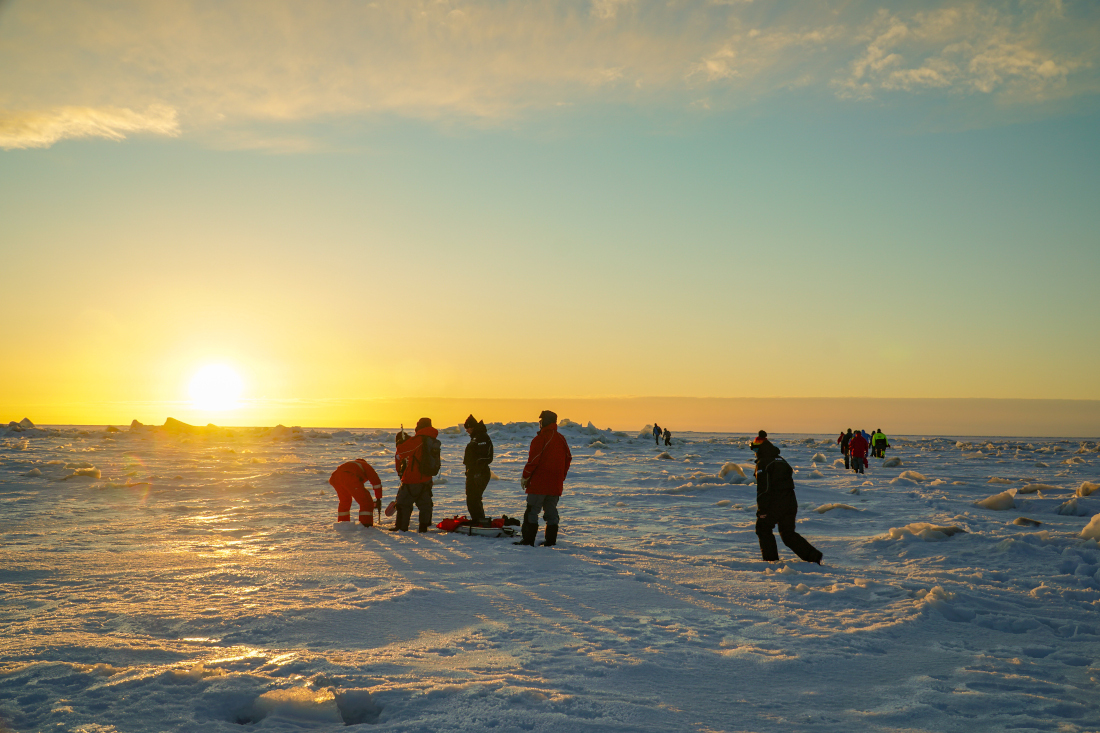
[2,419,1100,732]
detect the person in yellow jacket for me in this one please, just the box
[872,430,890,459]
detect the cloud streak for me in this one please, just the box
[0,105,179,150]
[0,0,1096,148]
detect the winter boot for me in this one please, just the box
[418,508,433,533]
[513,522,537,546]
[393,506,412,532]
[539,525,558,547]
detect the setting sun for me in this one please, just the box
[188,364,244,411]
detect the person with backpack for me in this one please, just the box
[392,417,441,532]
[849,429,869,474]
[663,427,672,446]
[837,429,853,469]
[653,423,662,445]
[751,430,823,564]
[462,414,494,524]
[515,410,572,547]
[328,458,383,526]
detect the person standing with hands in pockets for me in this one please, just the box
[515,410,572,547]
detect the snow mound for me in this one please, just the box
[19,417,34,428]
[1013,517,1042,527]
[975,490,1016,510]
[1018,483,1059,494]
[718,462,745,479]
[639,425,655,439]
[276,454,300,463]
[831,458,844,468]
[1082,514,1100,540]
[1077,481,1100,497]
[807,470,824,479]
[987,477,1016,485]
[815,503,858,514]
[243,687,344,725]
[886,523,967,541]
[656,452,673,460]
[810,452,827,463]
[1057,498,1091,516]
[890,471,928,484]
[882,457,903,468]
[715,500,731,507]
[441,425,463,435]
[22,468,42,477]
[489,471,501,481]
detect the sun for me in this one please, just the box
[189,364,244,411]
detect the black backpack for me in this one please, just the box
[417,435,442,477]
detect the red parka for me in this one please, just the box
[395,425,440,484]
[329,459,382,499]
[521,422,572,496]
[848,433,869,459]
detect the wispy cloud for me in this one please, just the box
[0,105,179,150]
[0,0,1096,149]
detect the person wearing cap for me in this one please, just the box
[328,458,383,526]
[515,410,572,547]
[462,414,495,524]
[751,430,823,564]
[392,417,440,532]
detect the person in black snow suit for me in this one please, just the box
[663,427,672,446]
[837,428,853,470]
[462,414,494,524]
[751,430,823,564]
[653,423,662,445]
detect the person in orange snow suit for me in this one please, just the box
[515,410,572,547]
[392,417,441,532]
[328,459,382,526]
[848,429,870,475]
[751,431,822,564]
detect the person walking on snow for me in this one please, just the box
[328,458,383,526]
[462,414,494,524]
[849,429,869,474]
[515,410,572,547]
[871,429,887,458]
[653,423,662,445]
[838,429,853,469]
[751,430,822,564]
[663,427,672,446]
[392,417,440,532]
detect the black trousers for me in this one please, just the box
[395,482,433,531]
[756,508,822,563]
[465,470,490,522]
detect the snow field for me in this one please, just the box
[2,424,1100,731]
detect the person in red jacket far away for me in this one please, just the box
[514,410,572,547]
[328,458,382,526]
[848,429,870,475]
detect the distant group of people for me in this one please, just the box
[837,428,890,474]
[327,411,572,547]
[652,423,672,446]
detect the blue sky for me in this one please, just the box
[1,0,1098,425]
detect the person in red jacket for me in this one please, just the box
[514,410,572,547]
[392,417,440,532]
[848,429,869,475]
[328,458,382,526]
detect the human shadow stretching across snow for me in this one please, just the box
[751,430,823,564]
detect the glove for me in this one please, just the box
[520,477,530,489]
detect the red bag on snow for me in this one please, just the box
[436,515,469,532]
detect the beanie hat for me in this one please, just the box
[416,417,432,429]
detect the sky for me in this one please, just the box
[1,0,1099,432]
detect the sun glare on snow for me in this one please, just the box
[188,365,244,411]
